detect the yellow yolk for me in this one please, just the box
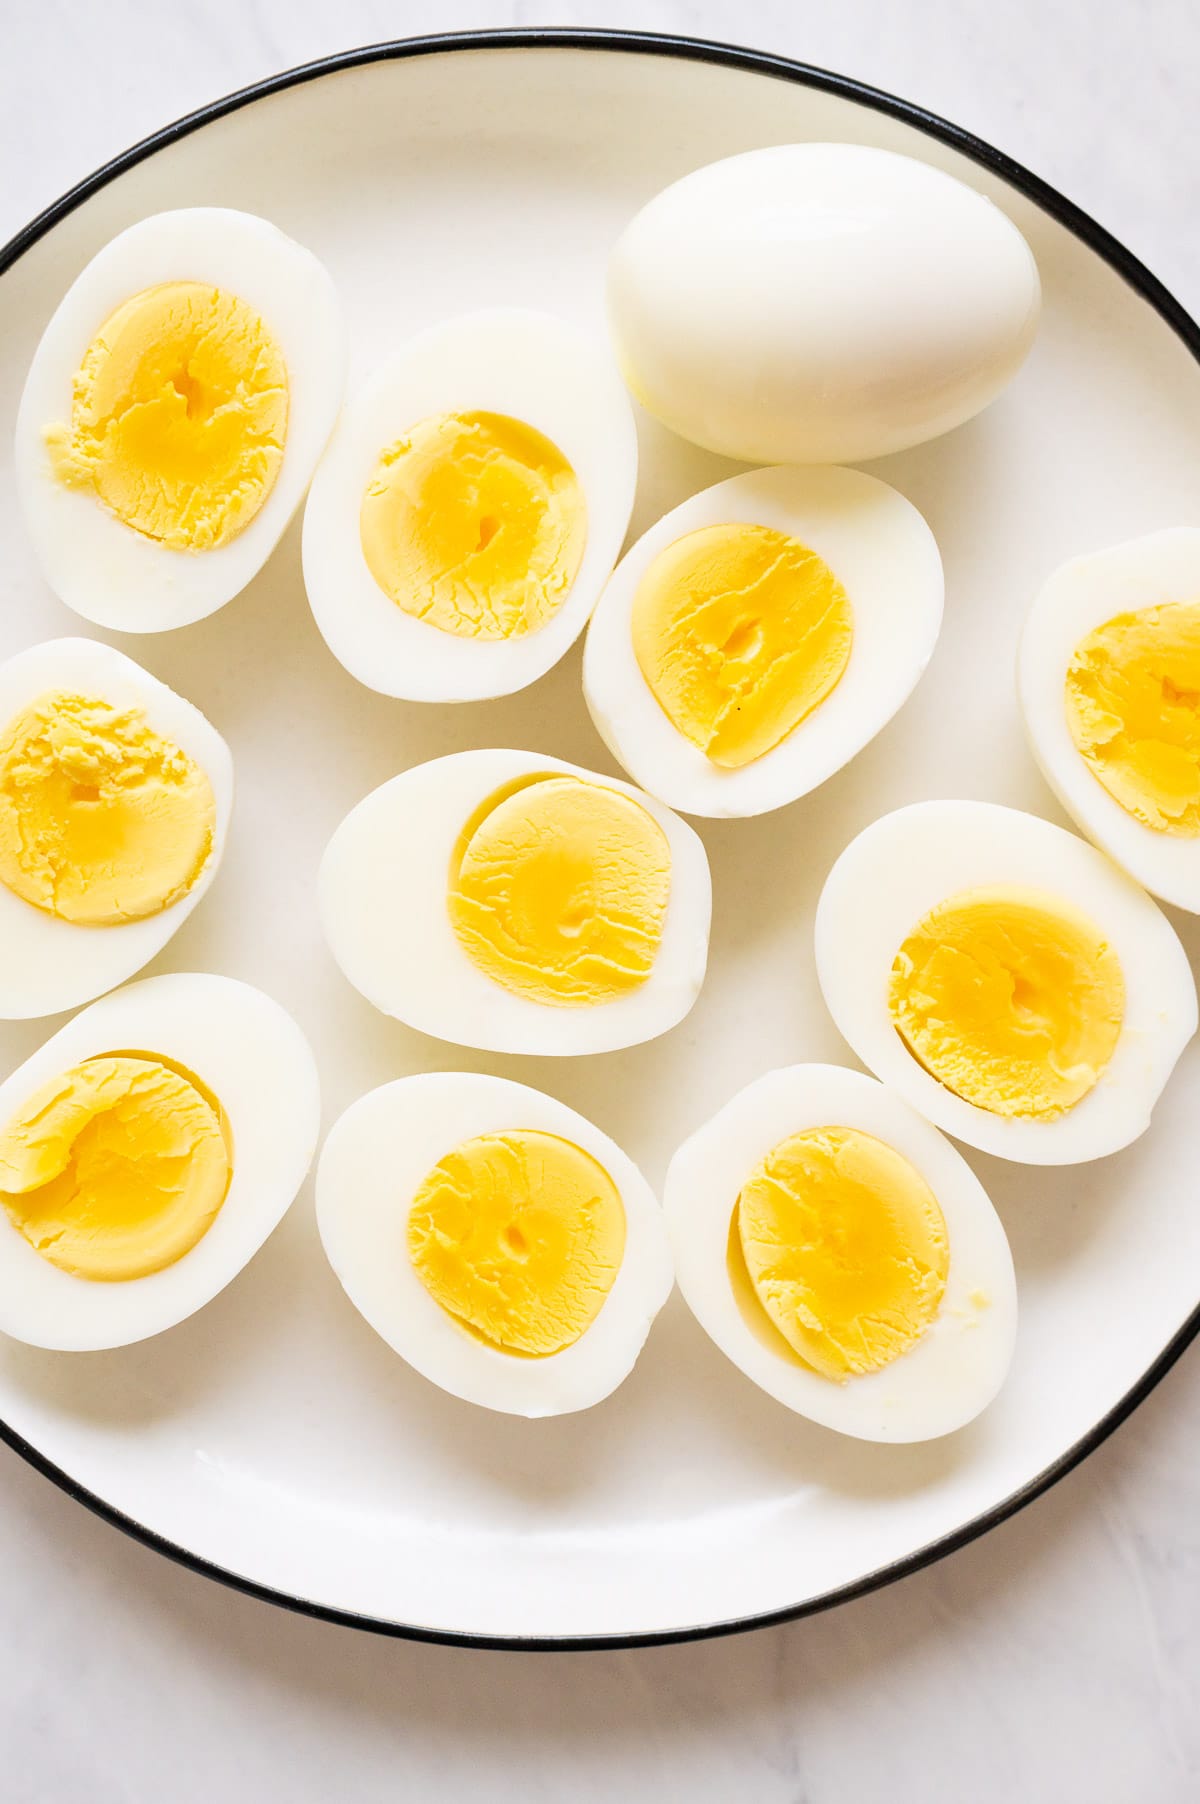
[0,1055,231,1281]
[630,521,854,768]
[1065,600,1200,834]
[46,281,288,552]
[359,411,587,639]
[447,774,671,1006]
[733,1126,949,1381]
[0,691,216,925]
[407,1130,626,1355]
[889,885,1125,1119]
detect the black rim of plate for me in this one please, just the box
[2,26,1199,1654]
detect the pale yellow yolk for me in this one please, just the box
[734,1126,949,1381]
[407,1130,626,1355]
[46,281,288,551]
[630,521,854,769]
[447,774,671,1006]
[1065,600,1200,834]
[0,691,216,925]
[889,885,1125,1119]
[0,1055,231,1282]
[359,411,587,639]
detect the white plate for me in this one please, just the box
[1,29,1198,1648]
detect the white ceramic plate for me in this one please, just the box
[1,29,1199,1649]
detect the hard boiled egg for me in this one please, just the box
[816,801,1196,1164]
[319,748,710,1055]
[16,208,345,631]
[317,1072,673,1416]
[609,142,1040,465]
[665,1064,1016,1442]
[583,465,943,817]
[0,638,233,1019]
[303,310,638,702]
[0,973,320,1350]
[1020,528,1200,912]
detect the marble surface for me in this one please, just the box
[2,3,1199,1799]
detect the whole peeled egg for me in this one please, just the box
[609,143,1041,465]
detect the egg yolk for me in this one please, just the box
[447,774,671,1006]
[630,522,854,769]
[0,691,216,925]
[359,411,587,639]
[889,885,1125,1119]
[0,1054,231,1282]
[732,1126,949,1381]
[1065,600,1200,835]
[45,281,288,553]
[407,1130,626,1355]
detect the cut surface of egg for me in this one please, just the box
[815,801,1197,1164]
[0,638,233,1019]
[0,973,320,1350]
[584,465,943,817]
[16,208,345,631]
[665,1064,1016,1441]
[317,1072,673,1416]
[319,748,711,1055]
[303,310,638,701]
[1020,528,1200,912]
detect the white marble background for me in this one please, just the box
[2,3,1198,1799]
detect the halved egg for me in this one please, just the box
[16,208,345,631]
[1020,528,1200,912]
[317,1072,673,1416]
[0,638,233,1019]
[319,748,710,1055]
[0,972,320,1350]
[665,1064,1016,1441]
[815,801,1197,1164]
[583,465,943,818]
[302,310,638,702]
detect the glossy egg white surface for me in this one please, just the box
[0,638,233,1019]
[15,208,346,633]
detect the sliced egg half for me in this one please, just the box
[665,1064,1016,1441]
[1020,528,1200,912]
[319,748,711,1055]
[583,465,943,818]
[816,800,1196,1164]
[0,973,320,1350]
[0,638,233,1019]
[317,1072,673,1416]
[16,208,345,632]
[302,310,638,702]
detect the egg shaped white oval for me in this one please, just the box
[302,310,638,702]
[665,1064,1016,1442]
[317,1072,673,1417]
[0,973,320,1350]
[609,143,1041,466]
[1020,529,1200,912]
[0,638,233,1019]
[583,465,943,818]
[319,748,711,1056]
[15,208,346,632]
[815,801,1197,1164]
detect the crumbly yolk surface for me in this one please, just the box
[734,1126,949,1381]
[0,691,216,926]
[1065,601,1200,835]
[0,1055,231,1282]
[630,521,854,769]
[360,411,587,639]
[889,885,1125,1119]
[447,774,671,1007]
[46,281,288,552]
[407,1130,626,1355]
